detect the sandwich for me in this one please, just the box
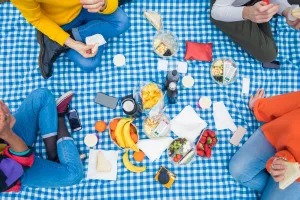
[96,151,112,172]
[292,8,300,19]
[144,11,162,31]
[279,162,300,190]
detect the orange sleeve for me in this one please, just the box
[10,0,70,46]
[253,91,300,123]
[266,150,296,174]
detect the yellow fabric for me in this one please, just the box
[0,144,7,154]
[11,0,119,46]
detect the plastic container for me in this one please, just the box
[210,58,238,86]
[167,138,196,166]
[108,117,139,150]
[143,113,171,139]
[152,30,179,58]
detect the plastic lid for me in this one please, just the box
[168,82,177,90]
[113,54,126,67]
[182,76,194,88]
[122,100,135,112]
[172,70,178,76]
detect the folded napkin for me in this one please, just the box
[213,102,237,132]
[137,137,173,162]
[170,105,207,142]
[87,149,119,181]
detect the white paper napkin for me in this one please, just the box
[137,137,173,162]
[213,102,237,132]
[176,61,188,74]
[170,105,207,142]
[157,59,168,71]
[87,149,119,181]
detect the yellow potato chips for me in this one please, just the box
[141,83,162,110]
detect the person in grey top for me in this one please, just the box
[210,0,299,63]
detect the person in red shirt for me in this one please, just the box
[229,89,300,200]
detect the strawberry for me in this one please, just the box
[208,130,216,138]
[206,148,212,158]
[197,143,204,150]
[176,154,182,159]
[173,157,179,162]
[200,136,207,144]
[209,138,218,148]
[207,137,213,145]
[197,150,205,157]
[203,131,209,137]
[204,144,209,152]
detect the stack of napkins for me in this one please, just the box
[170,105,207,142]
[87,149,119,181]
[137,137,173,162]
[213,102,237,132]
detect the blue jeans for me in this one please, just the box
[61,8,130,72]
[229,128,300,200]
[12,89,83,188]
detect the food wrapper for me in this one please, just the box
[133,82,165,117]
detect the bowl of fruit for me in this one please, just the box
[196,129,218,158]
[109,117,139,152]
[167,138,196,166]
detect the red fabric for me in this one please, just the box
[5,181,21,192]
[262,0,270,4]
[184,41,212,62]
[3,147,34,167]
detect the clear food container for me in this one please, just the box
[152,30,179,58]
[210,58,238,86]
[143,113,171,139]
[167,138,196,166]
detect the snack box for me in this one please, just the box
[167,138,196,166]
[195,129,218,158]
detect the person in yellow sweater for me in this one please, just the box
[11,0,131,79]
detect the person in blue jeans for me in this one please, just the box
[12,0,131,79]
[0,88,83,190]
[229,89,300,200]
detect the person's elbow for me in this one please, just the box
[210,7,221,23]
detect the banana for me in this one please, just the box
[123,121,139,152]
[115,118,132,148]
[122,150,146,173]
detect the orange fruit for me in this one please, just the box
[95,120,107,132]
[133,151,145,162]
[109,119,119,131]
[130,124,136,135]
[130,133,138,144]
[111,130,116,140]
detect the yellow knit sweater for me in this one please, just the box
[11,0,118,46]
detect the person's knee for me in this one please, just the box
[116,14,130,35]
[77,59,100,72]
[255,48,278,63]
[229,154,248,183]
[31,88,53,102]
[64,165,84,185]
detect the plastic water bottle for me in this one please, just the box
[164,70,180,90]
[167,82,178,104]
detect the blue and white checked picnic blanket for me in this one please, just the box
[0,0,299,199]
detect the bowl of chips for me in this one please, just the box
[210,58,238,86]
[153,31,179,58]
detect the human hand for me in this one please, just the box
[243,1,279,23]
[249,89,265,110]
[270,158,287,182]
[0,100,15,140]
[65,38,98,58]
[283,8,300,30]
[80,0,107,12]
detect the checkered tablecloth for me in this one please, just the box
[0,0,299,199]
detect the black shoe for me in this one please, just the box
[119,0,131,6]
[37,31,68,79]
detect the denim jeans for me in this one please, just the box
[229,127,300,200]
[61,8,130,72]
[12,89,83,188]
